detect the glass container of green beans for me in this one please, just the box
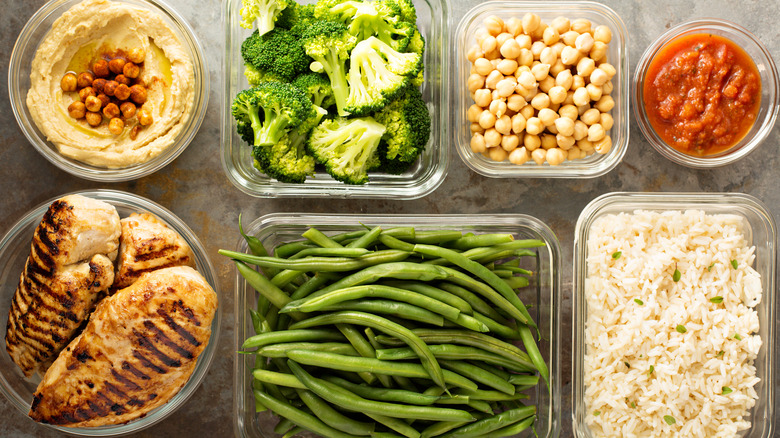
[231,213,561,438]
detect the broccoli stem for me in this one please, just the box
[256,109,290,146]
[314,50,349,117]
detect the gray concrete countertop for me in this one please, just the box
[1,0,778,436]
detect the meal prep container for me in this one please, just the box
[453,1,629,178]
[572,192,776,438]
[8,0,209,182]
[233,213,561,437]
[0,189,221,436]
[221,0,449,199]
[634,19,779,168]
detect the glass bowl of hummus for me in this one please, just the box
[9,0,209,182]
[0,189,221,435]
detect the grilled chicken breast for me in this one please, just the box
[113,213,196,290]
[29,266,217,427]
[5,195,120,377]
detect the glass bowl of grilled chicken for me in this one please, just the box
[0,189,220,436]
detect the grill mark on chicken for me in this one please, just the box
[133,328,181,368]
[110,369,142,391]
[157,308,201,347]
[142,320,194,359]
[121,361,151,381]
[133,245,175,262]
[131,350,167,374]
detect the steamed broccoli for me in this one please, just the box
[293,73,336,109]
[276,1,316,30]
[300,20,357,116]
[240,0,290,35]
[253,129,317,183]
[374,86,430,164]
[307,116,386,184]
[232,82,314,147]
[244,63,288,86]
[315,0,415,51]
[241,28,311,82]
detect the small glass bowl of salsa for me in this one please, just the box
[634,19,778,168]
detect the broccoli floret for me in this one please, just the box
[253,129,317,183]
[315,0,415,51]
[240,0,290,35]
[373,86,430,163]
[276,2,316,30]
[300,20,357,117]
[232,82,314,147]
[345,36,414,116]
[244,63,287,86]
[241,28,311,82]
[292,73,336,109]
[384,0,416,24]
[307,116,386,184]
[406,29,425,55]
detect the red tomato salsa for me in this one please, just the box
[643,33,761,156]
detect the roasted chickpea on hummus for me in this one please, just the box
[26,0,194,168]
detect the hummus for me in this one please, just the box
[26,0,195,168]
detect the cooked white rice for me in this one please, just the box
[584,210,762,438]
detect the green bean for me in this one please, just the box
[383,281,473,314]
[290,273,334,300]
[281,426,304,438]
[435,283,505,322]
[436,267,527,324]
[375,344,534,373]
[421,421,470,438]
[289,361,476,422]
[297,389,375,436]
[519,324,549,389]
[438,360,514,395]
[379,234,416,251]
[273,417,296,435]
[501,276,529,289]
[253,390,364,438]
[453,389,529,402]
[332,229,371,243]
[448,314,489,333]
[381,227,417,240]
[338,324,388,386]
[270,269,306,288]
[481,415,535,437]
[425,240,544,266]
[324,376,441,406]
[414,245,536,329]
[253,369,307,389]
[290,247,370,259]
[507,374,539,387]
[284,285,461,321]
[243,329,344,349]
[238,214,277,276]
[347,226,382,248]
[274,241,316,258]
[471,312,521,340]
[219,249,411,271]
[303,227,344,248]
[365,413,420,438]
[448,234,515,250]
[439,405,535,438]
[288,311,446,388]
[495,261,533,275]
[465,400,494,414]
[234,261,295,313]
[489,269,514,278]
[258,342,359,358]
[284,350,477,391]
[310,263,453,298]
[320,300,446,326]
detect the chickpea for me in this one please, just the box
[137,108,153,126]
[93,59,110,78]
[505,17,523,36]
[522,13,541,33]
[530,22,547,40]
[578,138,594,152]
[531,41,546,59]
[517,48,534,66]
[496,32,513,48]
[556,133,576,149]
[485,70,503,89]
[525,117,544,135]
[517,84,537,100]
[78,86,96,102]
[573,87,590,106]
[553,70,571,90]
[554,117,575,136]
[511,113,527,133]
[85,111,103,127]
[566,146,583,160]
[546,123,558,135]
[474,58,493,76]
[543,26,560,46]
[587,123,606,142]
[468,74,485,93]
[489,144,509,162]
[541,133,557,150]
[578,103,591,116]
[484,48,501,61]
[603,80,614,95]
[103,80,119,97]
[590,41,607,62]
[586,83,603,101]
[127,47,146,64]
[573,120,588,140]
[123,62,141,79]
[550,59,566,77]
[572,75,586,90]
[84,95,102,112]
[571,18,592,34]
[108,117,124,135]
[115,74,132,86]
[120,101,137,118]
[499,39,521,60]
[546,148,566,165]
[67,101,86,119]
[495,115,512,134]
[501,134,520,151]
[539,76,555,93]
[590,67,609,86]
[559,104,578,121]
[575,32,595,53]
[467,45,484,63]
[114,83,132,101]
[485,128,502,147]
[600,63,617,79]
[509,147,530,164]
[109,57,126,75]
[517,71,537,89]
[551,16,570,33]
[515,34,532,50]
[507,94,526,112]
[531,93,550,111]
[471,123,484,133]
[470,133,487,153]
[484,15,504,36]
[91,78,107,94]
[75,72,93,89]
[594,135,612,154]
[576,57,596,77]
[531,147,547,164]
[595,95,615,113]
[496,78,517,97]
[102,102,119,119]
[563,90,575,105]
[560,46,580,65]
[594,25,612,43]
[548,86,567,104]
[531,63,550,82]
[497,59,518,76]
[479,110,497,129]
[581,108,601,125]
[562,31,579,47]
[540,46,557,66]
[600,112,614,130]
[61,73,78,92]
[519,104,534,119]
[538,108,558,126]
[474,89,491,107]
[467,104,482,122]
[481,35,497,54]
[523,133,541,151]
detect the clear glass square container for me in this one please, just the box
[0,189,221,436]
[572,192,776,437]
[233,213,562,437]
[453,1,629,178]
[221,0,449,198]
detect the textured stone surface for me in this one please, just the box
[0,0,778,436]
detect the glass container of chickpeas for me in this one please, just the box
[454,1,629,178]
